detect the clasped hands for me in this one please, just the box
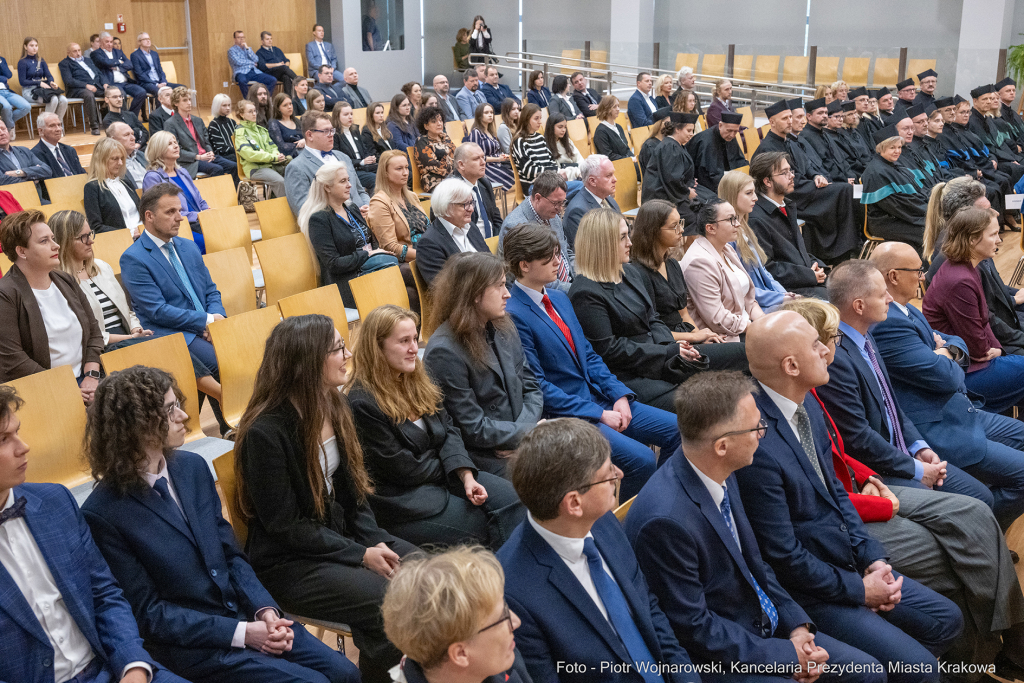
[244,610,295,655]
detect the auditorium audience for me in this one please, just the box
[686,111,745,192]
[306,88,326,113]
[563,154,620,249]
[497,98,519,154]
[450,141,503,240]
[672,89,699,115]
[642,111,709,227]
[102,87,149,150]
[627,72,658,128]
[207,94,239,164]
[672,67,702,114]
[300,161,390,308]
[148,85,175,134]
[653,74,674,109]
[498,171,574,289]
[480,67,518,111]
[0,53,31,139]
[0,187,23,219]
[453,28,471,72]
[0,209,103,397]
[423,252,542,477]
[387,93,418,152]
[269,92,305,158]
[679,198,764,342]
[108,121,148,188]
[457,68,488,120]
[414,106,455,193]
[246,82,272,128]
[366,149,426,309]
[340,67,372,109]
[362,101,396,158]
[131,32,181,96]
[254,31,297,95]
[284,110,369,217]
[861,126,929,253]
[469,16,494,63]
[143,131,211,251]
[625,371,883,683]
[415,177,487,285]
[165,86,235,181]
[32,112,84,179]
[83,137,141,236]
[332,100,377,193]
[306,24,342,81]
[314,65,344,110]
[401,82,423,120]
[59,42,103,135]
[594,95,636,166]
[81,366,360,683]
[526,69,552,108]
[227,30,277,98]
[234,99,287,199]
[715,170,793,309]
[468,102,513,189]
[544,113,584,182]
[433,73,461,123]
[235,314,416,683]
[547,74,584,121]
[503,222,681,500]
[91,32,145,115]
[511,104,581,193]
[570,72,602,117]
[637,110,669,174]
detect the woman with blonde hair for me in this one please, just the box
[382,546,528,683]
[831,80,850,102]
[306,88,325,112]
[347,304,525,549]
[568,208,724,411]
[814,84,833,103]
[861,127,928,253]
[234,98,287,198]
[83,136,142,236]
[654,73,675,109]
[672,89,698,115]
[142,130,211,251]
[592,95,635,164]
[366,149,426,310]
[207,93,238,163]
[718,169,792,309]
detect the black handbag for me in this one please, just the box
[32,84,64,103]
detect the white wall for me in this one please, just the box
[331,0,423,99]
[422,0,518,86]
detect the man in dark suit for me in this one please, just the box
[503,222,681,500]
[91,32,147,115]
[81,367,359,683]
[416,177,490,285]
[628,72,658,128]
[147,86,175,135]
[746,151,828,298]
[738,311,963,682]
[571,71,602,117]
[130,33,183,96]
[314,65,345,109]
[0,119,52,190]
[497,418,698,683]
[563,154,621,251]
[480,65,520,110]
[453,141,502,237]
[671,67,704,115]
[32,112,85,179]
[102,88,149,150]
[0,385,188,683]
[59,42,104,135]
[816,260,995,507]
[626,372,885,683]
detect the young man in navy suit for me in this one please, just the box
[626,371,884,683]
[737,311,963,683]
[498,418,697,683]
[81,367,359,683]
[503,222,681,500]
[0,385,188,683]
[628,72,658,128]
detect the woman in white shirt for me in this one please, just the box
[83,137,142,236]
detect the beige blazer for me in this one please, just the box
[78,259,142,345]
[367,191,415,256]
[678,236,759,342]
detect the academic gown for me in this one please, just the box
[861,154,928,253]
[1000,102,1024,148]
[641,136,716,226]
[638,136,661,176]
[857,115,883,148]
[685,125,746,192]
[800,124,855,182]
[836,127,873,175]
[752,130,860,262]
[894,142,934,199]
[947,122,1015,198]
[967,109,1024,185]
[909,135,956,184]
[913,92,935,109]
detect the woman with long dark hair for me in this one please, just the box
[386,93,418,151]
[467,102,513,189]
[235,314,417,683]
[544,113,583,181]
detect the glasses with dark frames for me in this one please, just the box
[477,602,513,635]
[713,419,767,441]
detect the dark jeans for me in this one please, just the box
[66,87,101,130]
[197,156,239,184]
[597,400,681,500]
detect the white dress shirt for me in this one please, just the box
[636,89,657,113]
[515,281,554,318]
[107,179,142,236]
[75,57,96,80]
[0,493,153,682]
[758,381,802,442]
[142,231,215,324]
[684,456,739,544]
[316,41,328,66]
[527,513,617,624]
[41,139,72,176]
[103,50,126,83]
[438,217,478,253]
[124,152,147,187]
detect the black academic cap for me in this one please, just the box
[970,84,996,99]
[996,77,1016,91]
[719,112,743,125]
[891,112,911,125]
[786,98,804,111]
[652,106,671,122]
[906,105,926,119]
[896,78,915,91]
[917,69,938,80]
[872,125,900,146]
[668,112,698,125]
[873,87,890,98]
[765,99,790,118]
[849,86,870,99]
[841,100,857,112]
[805,98,827,113]
[954,94,966,105]
[934,96,955,108]
[923,104,937,116]
[827,100,844,114]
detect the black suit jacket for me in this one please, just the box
[333,126,375,170]
[83,176,140,234]
[58,56,103,91]
[453,170,503,236]
[147,106,173,134]
[572,87,602,118]
[746,195,825,296]
[307,206,374,308]
[32,141,85,178]
[314,83,343,110]
[414,217,490,285]
[592,122,632,162]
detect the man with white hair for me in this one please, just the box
[416,177,489,285]
[562,154,620,250]
[673,66,703,115]
[451,142,502,238]
[32,112,84,178]
[91,32,147,115]
[108,121,147,186]
[147,85,175,134]
[433,74,460,122]
[59,42,103,135]
[130,32,182,96]
[0,119,52,189]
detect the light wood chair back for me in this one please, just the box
[194,175,238,210]
[872,58,899,87]
[782,56,810,85]
[445,120,466,144]
[40,202,86,220]
[207,307,282,428]
[164,61,178,85]
[254,233,318,307]
[907,59,937,84]
[278,285,354,348]
[485,235,499,254]
[815,57,840,85]
[842,57,870,87]
[348,266,409,322]
[203,248,258,316]
[735,106,754,129]
[213,449,247,546]
[566,119,588,143]
[407,146,431,198]
[43,175,89,207]
[740,127,761,161]
[674,53,698,72]
[701,54,727,78]
[614,495,636,522]
[629,125,653,153]
[560,49,582,75]
[92,229,135,278]
[254,197,299,240]
[410,259,432,343]
[733,55,754,82]
[199,205,253,259]
[753,56,780,83]
[508,153,526,206]
[612,157,639,213]
[352,108,367,128]
[5,181,42,207]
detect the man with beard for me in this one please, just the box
[800,97,856,183]
[686,111,744,192]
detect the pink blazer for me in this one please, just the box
[678,236,759,342]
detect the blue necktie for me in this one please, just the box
[720,487,779,635]
[582,538,663,682]
[153,477,186,524]
[863,339,909,454]
[0,496,27,525]
[321,151,334,160]
[162,242,205,313]
[474,186,492,238]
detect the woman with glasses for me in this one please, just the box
[348,304,525,551]
[382,546,529,683]
[235,314,417,683]
[679,197,764,343]
[413,106,455,193]
[862,128,929,254]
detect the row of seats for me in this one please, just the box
[672,52,938,87]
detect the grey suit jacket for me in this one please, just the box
[163,114,212,177]
[339,83,372,109]
[423,320,543,476]
[548,96,582,121]
[498,197,573,292]
[283,147,370,215]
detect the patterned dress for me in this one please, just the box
[468,128,514,189]
[414,134,455,193]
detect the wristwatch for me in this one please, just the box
[83,369,102,379]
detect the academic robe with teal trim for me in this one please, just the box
[861,154,927,253]
[1000,102,1024,148]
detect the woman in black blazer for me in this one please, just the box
[235,315,417,683]
[348,305,525,551]
[83,138,141,235]
[592,97,634,163]
[422,252,543,478]
[332,100,377,193]
[568,209,746,412]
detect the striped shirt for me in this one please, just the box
[86,280,124,334]
[511,133,559,183]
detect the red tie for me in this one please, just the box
[542,293,576,354]
[779,206,788,217]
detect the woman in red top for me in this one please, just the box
[0,189,24,275]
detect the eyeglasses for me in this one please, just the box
[892,266,927,275]
[458,200,477,210]
[328,340,347,355]
[713,419,768,441]
[313,127,335,136]
[828,331,845,347]
[576,469,622,493]
[539,195,566,210]
[76,230,97,244]
[714,215,741,226]
[164,400,181,418]
[478,602,514,635]
[772,169,796,178]
[662,220,683,233]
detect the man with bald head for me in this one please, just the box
[432,74,460,122]
[107,121,147,186]
[59,42,103,135]
[737,311,962,683]
[339,67,372,110]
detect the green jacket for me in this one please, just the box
[234,120,281,178]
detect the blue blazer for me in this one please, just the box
[507,285,632,420]
[497,512,695,683]
[129,49,167,85]
[735,391,888,608]
[304,41,337,77]
[625,451,811,668]
[0,483,156,683]
[0,56,13,89]
[91,48,135,86]
[119,231,225,343]
[562,189,620,251]
[480,82,520,109]
[730,240,787,310]
[526,87,552,108]
[814,332,922,479]
[870,302,988,469]
[627,90,656,128]
[82,451,278,670]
